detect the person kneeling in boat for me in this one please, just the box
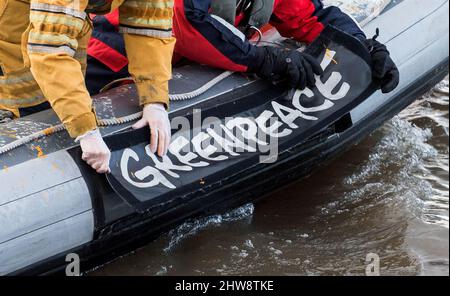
[0,0,174,173]
[86,0,399,97]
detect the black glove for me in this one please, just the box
[364,32,400,93]
[250,46,323,90]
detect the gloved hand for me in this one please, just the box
[251,46,323,90]
[132,103,171,157]
[364,33,400,93]
[77,129,111,174]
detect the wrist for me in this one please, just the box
[75,128,101,143]
[65,111,98,139]
[144,103,166,111]
[247,45,268,73]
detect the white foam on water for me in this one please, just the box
[327,77,449,229]
[164,203,255,252]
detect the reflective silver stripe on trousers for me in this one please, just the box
[27,44,76,57]
[30,3,87,20]
[119,27,173,38]
[0,94,46,107]
[0,72,36,85]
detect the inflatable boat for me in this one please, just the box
[0,0,448,275]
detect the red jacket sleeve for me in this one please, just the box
[271,0,366,44]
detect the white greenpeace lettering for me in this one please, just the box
[145,145,192,178]
[169,135,209,167]
[272,101,317,127]
[293,87,335,115]
[226,117,268,146]
[316,71,350,100]
[256,110,292,137]
[121,148,176,189]
[192,132,228,161]
[316,50,350,101]
[121,50,353,189]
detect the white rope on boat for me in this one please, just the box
[169,71,234,101]
[99,71,234,102]
[0,124,66,155]
[0,71,234,155]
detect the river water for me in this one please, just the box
[93,78,449,276]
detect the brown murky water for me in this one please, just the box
[93,78,449,276]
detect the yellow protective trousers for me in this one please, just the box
[0,0,47,117]
[0,0,175,138]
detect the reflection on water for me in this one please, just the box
[93,78,449,276]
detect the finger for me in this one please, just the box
[373,68,387,80]
[372,56,388,80]
[98,162,111,174]
[132,118,147,130]
[150,127,158,154]
[287,65,300,89]
[164,120,172,156]
[381,69,400,94]
[165,130,171,156]
[82,153,89,161]
[297,64,307,90]
[97,167,108,174]
[157,129,166,157]
[92,156,108,173]
[82,151,95,161]
[99,155,111,174]
[302,59,316,89]
[304,54,324,75]
[166,119,172,139]
[91,162,103,171]
[86,159,97,166]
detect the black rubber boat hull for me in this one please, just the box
[12,56,449,276]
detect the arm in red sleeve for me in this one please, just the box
[270,0,366,44]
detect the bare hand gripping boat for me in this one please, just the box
[0,0,448,275]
